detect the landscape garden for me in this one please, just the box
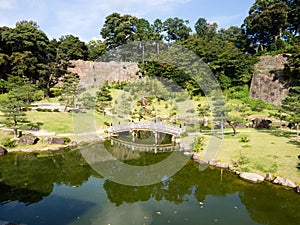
[0,0,299,192]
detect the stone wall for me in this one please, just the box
[68,60,139,89]
[249,54,289,106]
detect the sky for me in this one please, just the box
[0,0,255,42]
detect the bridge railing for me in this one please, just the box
[108,122,186,136]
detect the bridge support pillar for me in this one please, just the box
[131,130,135,142]
[154,131,158,145]
[171,135,176,143]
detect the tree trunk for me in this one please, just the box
[229,123,237,136]
[13,128,18,139]
[297,123,299,142]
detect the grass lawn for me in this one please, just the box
[216,131,300,183]
[27,111,74,134]
[27,110,115,135]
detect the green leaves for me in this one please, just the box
[243,0,298,51]
[96,81,112,115]
[101,13,138,49]
[58,35,88,60]
[282,86,300,123]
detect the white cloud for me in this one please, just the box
[0,0,17,9]
[207,14,242,28]
[0,0,193,40]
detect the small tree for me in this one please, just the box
[0,83,32,138]
[96,81,112,115]
[226,115,244,136]
[60,73,80,112]
[282,86,300,141]
[191,135,205,153]
[79,92,96,110]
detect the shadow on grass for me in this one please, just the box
[269,131,293,138]
[268,130,300,148]
[288,140,300,148]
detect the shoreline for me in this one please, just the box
[2,134,300,195]
[190,152,300,194]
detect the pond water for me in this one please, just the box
[0,142,300,225]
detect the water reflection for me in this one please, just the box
[0,148,299,225]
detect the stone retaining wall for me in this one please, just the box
[249,54,289,106]
[68,60,139,89]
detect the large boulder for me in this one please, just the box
[239,172,265,183]
[272,177,297,188]
[251,118,272,129]
[215,162,229,169]
[42,137,65,145]
[18,135,39,145]
[265,173,274,182]
[0,146,8,156]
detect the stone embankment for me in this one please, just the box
[68,60,139,89]
[192,153,300,194]
[249,54,289,106]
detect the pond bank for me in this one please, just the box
[191,152,300,194]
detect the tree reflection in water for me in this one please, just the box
[0,147,299,225]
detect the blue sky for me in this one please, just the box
[0,0,255,42]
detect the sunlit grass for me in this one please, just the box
[217,131,300,183]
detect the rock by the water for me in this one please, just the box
[239,172,265,183]
[265,173,273,182]
[272,177,297,188]
[192,154,201,160]
[195,159,208,165]
[208,159,217,166]
[68,140,78,147]
[295,186,300,194]
[184,152,194,157]
[229,166,237,173]
[215,162,229,169]
[42,137,65,145]
[18,135,39,145]
[0,147,7,156]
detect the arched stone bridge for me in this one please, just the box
[108,121,186,137]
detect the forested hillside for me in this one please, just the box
[0,0,299,134]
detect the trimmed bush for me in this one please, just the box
[2,138,17,148]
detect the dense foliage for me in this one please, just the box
[0,0,299,131]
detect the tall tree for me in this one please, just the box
[285,0,300,35]
[195,18,208,37]
[243,0,289,51]
[58,35,88,60]
[151,19,164,41]
[163,17,192,42]
[87,39,106,61]
[1,21,50,83]
[101,13,138,49]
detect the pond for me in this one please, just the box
[0,142,300,225]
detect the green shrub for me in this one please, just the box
[50,88,62,97]
[2,138,17,148]
[53,109,60,112]
[104,121,111,127]
[239,135,250,143]
[63,137,71,144]
[191,135,205,153]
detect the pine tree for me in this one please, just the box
[96,81,112,115]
